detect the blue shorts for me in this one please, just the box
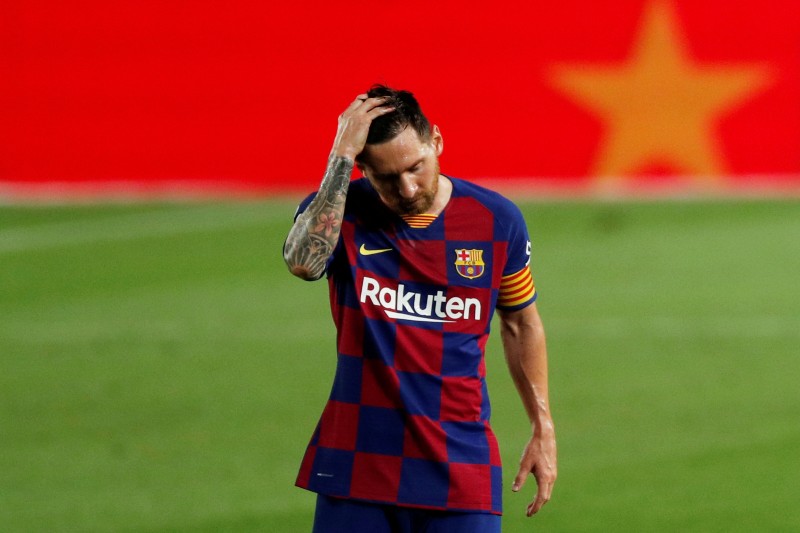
[312,494,501,533]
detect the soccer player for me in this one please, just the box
[283,85,556,532]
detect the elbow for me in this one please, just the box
[283,250,323,281]
[288,264,322,281]
[283,233,329,281]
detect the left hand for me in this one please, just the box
[512,429,557,516]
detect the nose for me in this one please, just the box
[397,174,418,199]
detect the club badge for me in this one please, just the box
[454,249,485,279]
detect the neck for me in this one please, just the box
[428,174,452,216]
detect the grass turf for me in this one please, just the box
[1,199,798,532]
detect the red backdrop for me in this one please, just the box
[3,0,799,196]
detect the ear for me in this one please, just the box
[355,159,370,179]
[431,125,443,157]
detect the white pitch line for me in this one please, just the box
[0,204,287,255]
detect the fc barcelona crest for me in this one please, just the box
[454,249,486,279]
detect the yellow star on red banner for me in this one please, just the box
[549,0,773,181]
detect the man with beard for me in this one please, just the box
[283,85,556,532]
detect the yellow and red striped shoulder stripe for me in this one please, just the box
[497,266,536,308]
[400,213,437,229]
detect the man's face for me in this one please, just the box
[357,125,443,215]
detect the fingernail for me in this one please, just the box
[512,483,519,492]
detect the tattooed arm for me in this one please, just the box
[284,93,394,280]
[283,155,352,280]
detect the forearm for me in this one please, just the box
[283,154,353,280]
[284,93,394,280]
[501,303,557,515]
[499,305,554,435]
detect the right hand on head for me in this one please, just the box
[331,94,395,160]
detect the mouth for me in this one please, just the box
[385,190,435,216]
[398,197,424,214]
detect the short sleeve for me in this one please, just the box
[496,199,537,311]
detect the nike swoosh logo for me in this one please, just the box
[359,244,393,256]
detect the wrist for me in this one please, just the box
[317,153,355,198]
[330,147,358,161]
[531,415,555,436]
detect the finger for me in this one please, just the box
[359,96,392,113]
[527,494,543,517]
[343,96,387,118]
[511,464,531,493]
[527,495,546,516]
[527,499,539,517]
[526,481,553,517]
[344,94,370,111]
[365,105,395,118]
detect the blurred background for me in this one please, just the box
[2,0,799,531]
[4,0,798,195]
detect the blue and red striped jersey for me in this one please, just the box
[292,177,536,515]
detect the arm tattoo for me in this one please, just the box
[284,154,353,280]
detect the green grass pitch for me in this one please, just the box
[2,198,798,532]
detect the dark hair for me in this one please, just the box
[364,84,431,145]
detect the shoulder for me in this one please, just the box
[345,178,377,204]
[448,177,526,227]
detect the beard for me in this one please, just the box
[397,160,440,215]
[398,189,435,215]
